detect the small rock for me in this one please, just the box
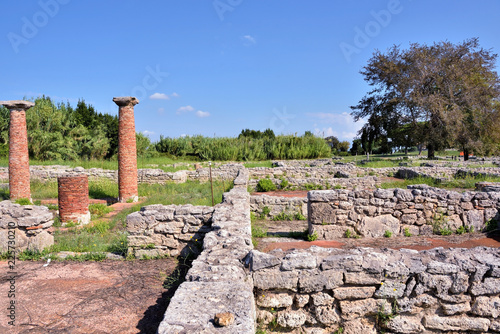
[214,312,234,327]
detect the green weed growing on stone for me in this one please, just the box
[344,229,352,238]
[14,198,31,205]
[403,228,412,237]
[307,231,318,241]
[384,230,393,238]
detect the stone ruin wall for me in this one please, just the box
[308,186,500,240]
[249,246,500,333]
[126,204,214,259]
[250,195,308,220]
[156,168,256,333]
[0,201,54,253]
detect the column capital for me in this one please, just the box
[113,96,139,107]
[0,100,35,111]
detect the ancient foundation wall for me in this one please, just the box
[249,246,500,333]
[126,204,214,258]
[157,169,255,333]
[0,201,54,252]
[308,186,500,240]
[250,195,308,219]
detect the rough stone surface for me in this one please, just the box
[0,201,53,252]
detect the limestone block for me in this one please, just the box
[357,214,400,238]
[333,287,376,300]
[277,310,307,328]
[256,293,293,308]
[423,315,490,332]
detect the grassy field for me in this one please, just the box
[1,179,233,260]
[380,175,500,190]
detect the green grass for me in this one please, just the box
[243,161,273,168]
[89,203,113,219]
[379,175,500,190]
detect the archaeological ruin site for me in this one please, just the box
[1,97,500,334]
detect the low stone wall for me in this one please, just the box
[249,246,500,333]
[126,204,214,258]
[157,169,255,333]
[0,164,242,184]
[308,186,500,239]
[248,175,380,192]
[0,201,54,252]
[250,195,308,219]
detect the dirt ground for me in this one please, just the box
[256,221,500,253]
[0,258,182,334]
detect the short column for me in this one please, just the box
[0,100,34,201]
[113,96,139,203]
[58,175,90,225]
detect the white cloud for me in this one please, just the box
[177,105,195,114]
[149,93,169,100]
[196,110,210,118]
[157,107,165,114]
[307,111,364,142]
[171,92,179,98]
[242,35,256,45]
[142,130,155,136]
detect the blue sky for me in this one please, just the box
[1,0,499,144]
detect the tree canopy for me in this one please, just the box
[351,38,500,159]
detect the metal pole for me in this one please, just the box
[209,161,214,206]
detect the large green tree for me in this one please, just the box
[351,38,500,159]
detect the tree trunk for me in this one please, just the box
[464,148,469,161]
[427,144,435,159]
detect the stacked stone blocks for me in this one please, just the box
[250,246,500,333]
[126,204,214,258]
[308,185,500,239]
[0,201,54,252]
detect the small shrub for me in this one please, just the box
[89,203,113,219]
[403,228,411,237]
[334,184,342,189]
[294,212,307,221]
[307,231,318,241]
[279,178,289,189]
[256,179,277,192]
[65,221,80,228]
[126,198,134,203]
[262,206,271,216]
[384,230,393,238]
[455,225,466,235]
[144,243,155,249]
[45,204,58,210]
[52,216,62,227]
[344,229,352,238]
[305,172,311,177]
[273,211,294,221]
[14,198,31,205]
[439,226,453,236]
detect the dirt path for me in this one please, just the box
[0,259,180,334]
[257,230,500,253]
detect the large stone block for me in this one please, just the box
[356,214,400,238]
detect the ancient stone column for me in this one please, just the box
[113,96,139,202]
[58,175,90,225]
[0,100,35,201]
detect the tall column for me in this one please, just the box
[113,96,139,202]
[0,100,35,201]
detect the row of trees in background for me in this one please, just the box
[155,129,331,161]
[0,97,331,161]
[350,38,500,160]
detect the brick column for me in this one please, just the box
[113,96,139,202]
[0,100,34,201]
[58,175,90,225]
